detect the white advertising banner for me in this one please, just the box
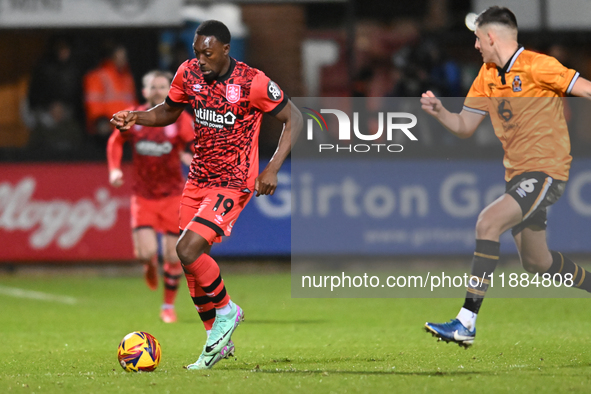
[0,0,183,27]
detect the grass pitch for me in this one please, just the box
[1,267,591,393]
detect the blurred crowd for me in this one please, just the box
[328,19,591,158]
[15,36,190,162]
[7,16,591,162]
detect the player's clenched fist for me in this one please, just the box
[109,168,124,187]
[110,110,138,131]
[420,90,443,117]
[254,169,278,197]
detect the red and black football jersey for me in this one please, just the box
[107,104,194,199]
[166,57,288,192]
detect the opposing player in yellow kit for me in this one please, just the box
[420,6,591,347]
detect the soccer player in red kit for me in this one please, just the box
[107,70,194,323]
[110,20,302,370]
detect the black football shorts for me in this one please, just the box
[505,171,566,236]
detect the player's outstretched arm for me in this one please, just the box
[255,100,303,197]
[569,77,591,98]
[106,129,125,187]
[110,102,185,131]
[420,90,484,139]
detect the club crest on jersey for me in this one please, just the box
[226,84,241,103]
[512,75,522,92]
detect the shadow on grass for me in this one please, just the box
[222,362,591,377]
[174,319,326,325]
[244,319,327,325]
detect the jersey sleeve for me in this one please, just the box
[249,71,288,115]
[463,65,489,116]
[176,110,195,152]
[106,128,125,172]
[166,61,190,107]
[532,53,579,95]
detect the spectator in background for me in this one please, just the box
[351,67,374,98]
[421,39,462,97]
[391,46,433,97]
[84,44,137,145]
[28,102,83,154]
[26,37,84,154]
[390,38,462,98]
[168,41,192,75]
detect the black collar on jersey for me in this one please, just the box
[496,45,524,85]
[215,57,236,83]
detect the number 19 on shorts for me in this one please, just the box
[212,194,234,216]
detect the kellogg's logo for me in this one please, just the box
[0,178,128,249]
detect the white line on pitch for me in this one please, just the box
[0,285,77,305]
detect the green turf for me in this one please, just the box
[1,271,590,393]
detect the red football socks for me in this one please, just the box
[184,253,231,330]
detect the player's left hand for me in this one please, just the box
[109,169,124,187]
[254,169,278,197]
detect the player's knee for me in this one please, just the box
[475,213,500,239]
[521,251,552,274]
[175,238,202,265]
[521,256,539,273]
[164,250,180,264]
[521,256,547,273]
[135,247,157,262]
[175,242,192,265]
[520,251,551,274]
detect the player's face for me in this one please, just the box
[474,27,493,63]
[193,35,230,83]
[143,76,170,106]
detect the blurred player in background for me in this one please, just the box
[111,20,302,370]
[107,70,194,323]
[420,6,591,347]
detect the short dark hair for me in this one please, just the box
[475,6,518,30]
[195,20,231,44]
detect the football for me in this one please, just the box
[117,331,161,372]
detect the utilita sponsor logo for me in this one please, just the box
[194,107,237,129]
[0,178,128,249]
[303,108,418,153]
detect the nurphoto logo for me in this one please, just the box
[303,107,418,153]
